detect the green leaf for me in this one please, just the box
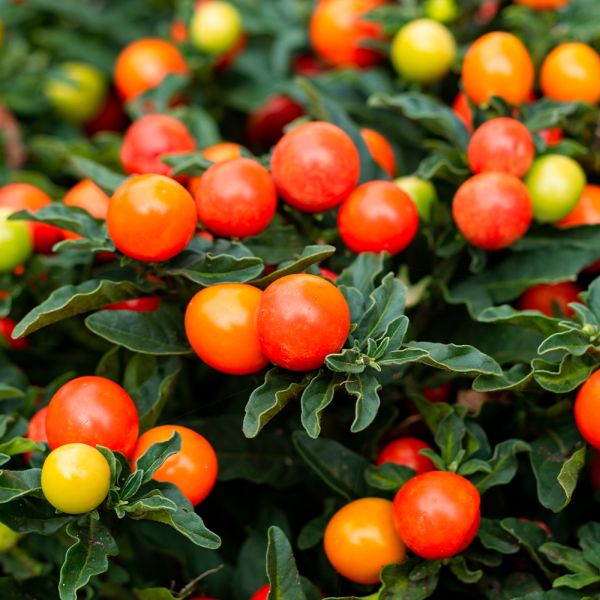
[0,437,42,457]
[325,347,367,374]
[434,411,466,468]
[0,497,73,534]
[292,432,368,500]
[58,515,118,600]
[540,542,596,575]
[116,490,178,520]
[477,518,520,555]
[165,251,264,286]
[251,245,336,289]
[141,483,220,549]
[297,499,337,550]
[69,156,126,194]
[0,469,41,504]
[369,91,469,149]
[243,369,310,438]
[532,354,597,393]
[85,305,191,355]
[406,341,502,376]
[378,559,441,600]
[123,355,182,430]
[364,463,415,491]
[521,99,593,133]
[346,371,382,433]
[337,253,386,299]
[530,425,585,512]
[13,278,151,338]
[501,518,553,577]
[300,370,341,439]
[471,439,531,494]
[449,556,483,584]
[266,526,306,600]
[135,431,181,483]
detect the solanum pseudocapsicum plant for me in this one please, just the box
[2,0,600,598]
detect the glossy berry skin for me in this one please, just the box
[105,297,161,312]
[114,38,188,101]
[46,376,139,457]
[361,128,396,178]
[25,406,48,462]
[0,317,27,350]
[467,118,535,177]
[391,19,456,83]
[541,43,600,105]
[41,443,111,514]
[575,371,600,450]
[324,498,406,584]
[559,184,600,228]
[525,155,586,223]
[394,176,438,222]
[0,183,63,254]
[203,141,243,163]
[0,208,33,272]
[120,114,196,177]
[462,32,534,106]
[515,0,569,7]
[132,425,218,505]
[107,174,197,262]
[518,282,580,317]
[309,0,386,68]
[250,585,270,600]
[44,62,107,124]
[393,471,481,560]
[376,437,436,474]
[452,172,532,250]
[190,1,243,55]
[185,283,269,375]
[271,122,360,213]
[338,181,419,255]
[63,179,110,219]
[257,274,350,371]
[193,158,277,238]
[246,95,304,151]
[85,90,128,135]
[423,383,452,403]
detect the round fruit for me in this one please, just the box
[376,437,436,474]
[271,122,360,213]
[45,62,107,124]
[518,282,581,317]
[0,208,33,272]
[85,90,128,135]
[105,297,161,312]
[131,425,218,505]
[0,523,21,553]
[393,471,481,559]
[538,127,563,146]
[25,406,48,462]
[203,141,243,163]
[324,498,406,584]
[338,181,419,254]
[41,443,111,514]
[320,268,338,282]
[257,274,351,371]
[63,179,110,219]
[525,155,586,223]
[559,184,600,227]
[391,19,456,83]
[120,114,196,177]
[0,318,27,351]
[575,371,600,450]
[46,376,139,457]
[309,0,386,68]
[107,174,197,262]
[424,0,459,22]
[114,38,189,101]
[185,283,269,375]
[0,183,63,253]
[193,158,277,238]
[251,586,270,600]
[462,32,534,106]
[515,0,569,7]
[190,1,243,55]
[452,172,532,250]
[394,176,438,222]
[246,95,304,151]
[467,117,535,177]
[423,383,452,403]
[361,128,396,178]
[540,42,600,105]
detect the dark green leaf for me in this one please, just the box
[266,526,306,600]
